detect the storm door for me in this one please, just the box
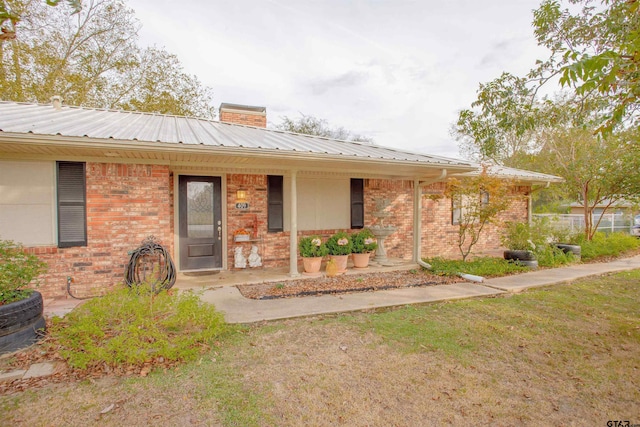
[178,176,222,270]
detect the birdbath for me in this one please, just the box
[369,198,397,266]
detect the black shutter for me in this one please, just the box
[57,162,87,247]
[267,175,283,232]
[350,178,364,229]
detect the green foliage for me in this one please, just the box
[298,235,329,258]
[0,239,47,304]
[501,222,536,251]
[445,169,514,261]
[533,0,640,133]
[575,232,640,261]
[535,244,574,268]
[49,285,227,370]
[0,0,215,119]
[326,231,353,256]
[424,257,528,278]
[351,228,378,254]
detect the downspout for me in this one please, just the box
[413,169,486,283]
[414,169,447,267]
[289,170,299,276]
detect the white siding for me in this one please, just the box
[0,160,56,245]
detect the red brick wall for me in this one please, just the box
[220,111,266,128]
[28,163,173,300]
[419,183,530,259]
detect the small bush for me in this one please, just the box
[535,245,574,268]
[49,285,227,370]
[575,232,640,261]
[298,235,329,258]
[0,239,47,304]
[351,228,378,254]
[326,231,353,255]
[424,257,528,278]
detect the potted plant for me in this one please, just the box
[298,235,328,275]
[326,231,353,273]
[500,222,538,268]
[351,228,378,268]
[0,239,48,355]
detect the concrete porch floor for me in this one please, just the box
[174,258,419,291]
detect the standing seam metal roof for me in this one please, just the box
[0,101,473,167]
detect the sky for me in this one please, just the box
[126,0,549,159]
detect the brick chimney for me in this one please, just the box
[219,103,267,128]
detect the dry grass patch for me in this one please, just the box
[1,271,639,426]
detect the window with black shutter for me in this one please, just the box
[267,175,283,232]
[350,178,364,229]
[56,161,87,247]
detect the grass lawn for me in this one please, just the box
[2,270,639,426]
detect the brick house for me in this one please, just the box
[0,100,561,299]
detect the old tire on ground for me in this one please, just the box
[516,259,539,269]
[0,291,44,337]
[503,250,536,262]
[555,244,581,258]
[0,315,46,355]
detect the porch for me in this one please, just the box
[174,258,419,291]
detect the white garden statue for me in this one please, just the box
[234,246,247,268]
[248,245,262,268]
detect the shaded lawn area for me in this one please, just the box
[2,271,639,426]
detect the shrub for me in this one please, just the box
[501,222,536,251]
[0,239,48,304]
[424,257,528,278]
[298,235,329,258]
[326,231,353,255]
[535,244,574,268]
[351,229,378,254]
[49,285,227,370]
[576,232,640,261]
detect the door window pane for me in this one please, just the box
[187,181,214,238]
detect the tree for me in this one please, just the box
[532,0,639,133]
[454,0,640,240]
[275,114,373,143]
[0,0,215,119]
[444,169,514,261]
[1,0,81,41]
[536,126,640,239]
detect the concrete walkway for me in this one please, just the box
[202,255,640,323]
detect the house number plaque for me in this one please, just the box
[235,202,249,210]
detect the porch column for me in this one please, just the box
[289,170,299,276]
[413,179,421,263]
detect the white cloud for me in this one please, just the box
[127,0,549,159]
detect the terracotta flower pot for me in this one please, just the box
[329,254,348,273]
[302,257,322,275]
[352,252,370,269]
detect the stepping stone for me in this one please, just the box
[23,362,55,379]
[0,370,26,382]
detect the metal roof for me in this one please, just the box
[458,163,564,184]
[0,101,472,169]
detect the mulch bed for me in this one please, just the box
[236,269,464,300]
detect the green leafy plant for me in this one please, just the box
[501,222,536,251]
[48,284,227,370]
[351,228,378,254]
[576,232,640,261]
[326,231,353,256]
[298,235,329,258]
[0,239,47,304]
[535,244,574,268]
[425,257,528,278]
